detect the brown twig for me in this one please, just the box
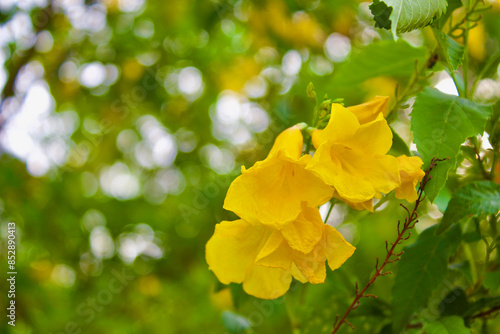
[331,157,448,334]
[471,305,500,319]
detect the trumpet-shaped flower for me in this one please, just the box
[206,204,355,299]
[224,126,333,228]
[307,103,400,204]
[395,155,425,202]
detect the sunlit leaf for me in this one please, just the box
[437,181,500,234]
[425,316,470,334]
[370,0,448,39]
[411,88,493,202]
[332,40,426,87]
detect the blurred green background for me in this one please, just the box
[1,0,500,333]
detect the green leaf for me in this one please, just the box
[437,181,500,234]
[411,88,493,202]
[389,126,411,156]
[462,230,482,243]
[434,30,465,71]
[439,287,469,317]
[392,224,462,332]
[484,271,500,293]
[221,311,252,334]
[445,37,464,71]
[435,0,463,29]
[332,40,426,87]
[425,316,470,334]
[369,0,448,39]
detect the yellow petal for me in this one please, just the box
[291,248,326,284]
[333,169,376,202]
[395,155,425,202]
[323,225,356,271]
[206,220,269,284]
[314,104,359,148]
[337,195,374,212]
[332,148,400,202]
[348,113,393,155]
[311,129,323,150]
[269,125,303,160]
[243,265,292,299]
[281,204,324,253]
[306,143,338,186]
[347,96,389,124]
[256,231,292,270]
[224,156,333,228]
[291,262,308,283]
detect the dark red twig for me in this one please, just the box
[332,157,447,333]
[471,305,500,319]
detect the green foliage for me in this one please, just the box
[222,311,252,333]
[391,224,461,332]
[370,0,448,39]
[484,271,500,293]
[434,30,465,71]
[435,0,463,29]
[439,288,469,317]
[332,40,426,87]
[411,88,493,202]
[424,316,470,334]
[466,296,500,316]
[389,126,411,156]
[437,181,500,234]
[1,0,500,333]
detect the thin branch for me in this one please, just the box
[331,157,448,334]
[471,305,500,319]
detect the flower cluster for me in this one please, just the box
[206,96,425,299]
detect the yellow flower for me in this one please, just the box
[347,96,389,124]
[206,204,355,299]
[224,125,334,228]
[394,156,425,202]
[307,103,400,204]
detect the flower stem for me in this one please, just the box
[285,295,301,334]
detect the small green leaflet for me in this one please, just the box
[332,40,426,87]
[425,316,470,334]
[389,126,411,156]
[411,88,492,202]
[392,224,461,332]
[439,288,469,317]
[370,0,448,39]
[434,29,465,71]
[436,181,500,234]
